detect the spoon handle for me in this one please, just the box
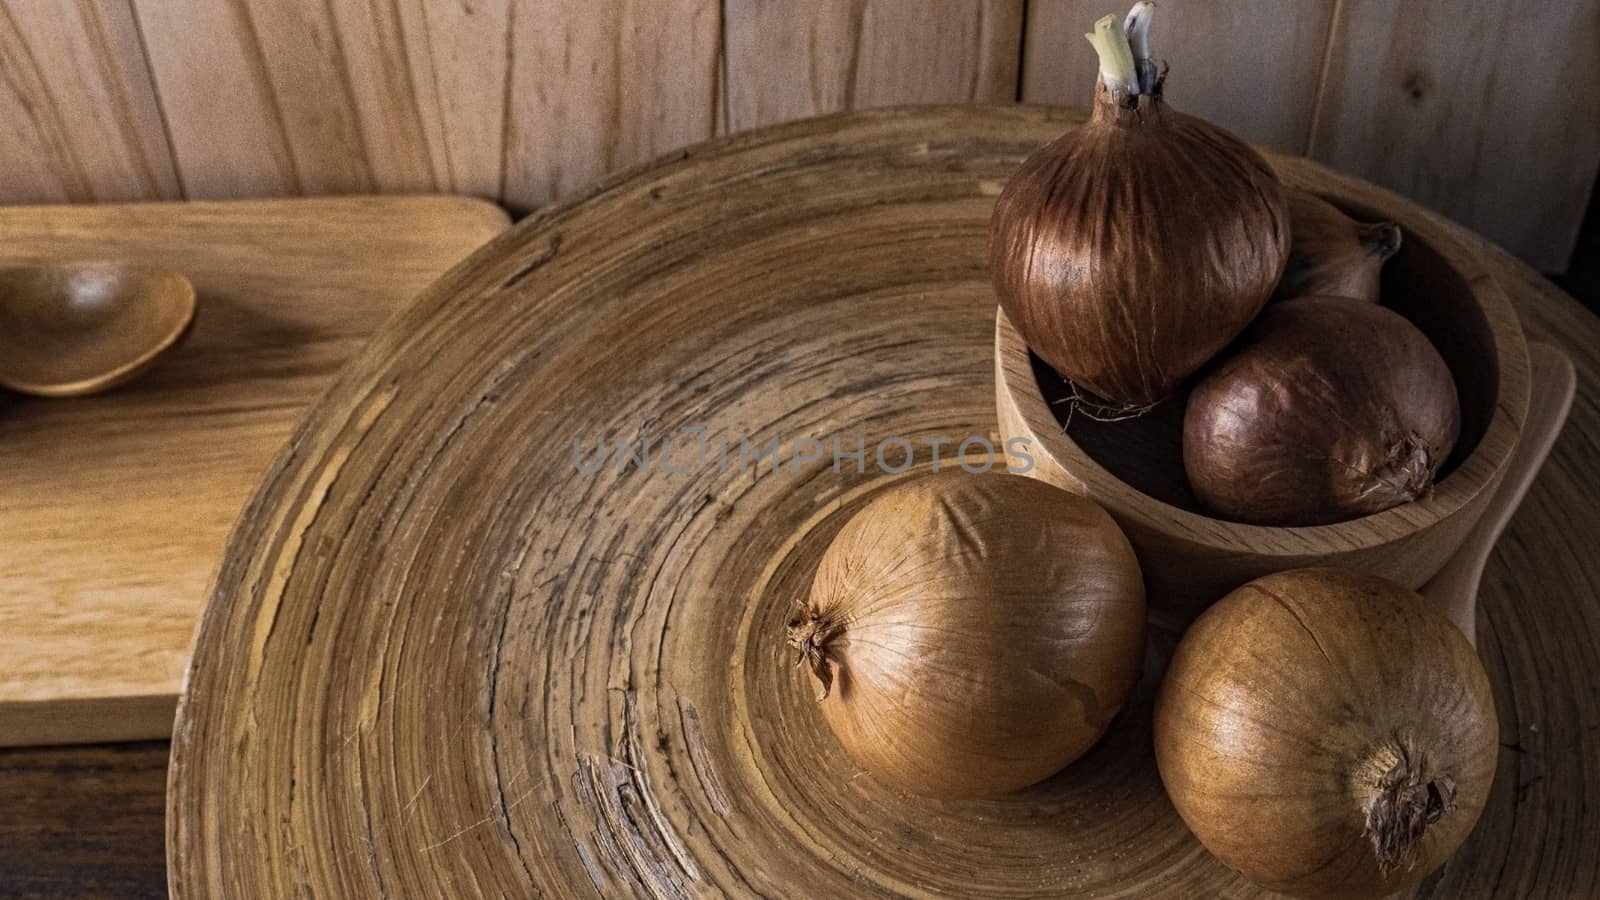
[1420,342,1576,647]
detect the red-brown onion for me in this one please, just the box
[1183,296,1460,526]
[989,7,1290,410]
[1275,188,1403,303]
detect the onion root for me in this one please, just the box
[1344,430,1436,506]
[787,609,842,701]
[1050,378,1161,429]
[1360,220,1403,259]
[1362,740,1458,874]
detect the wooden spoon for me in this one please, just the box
[0,262,196,397]
[1421,342,1576,647]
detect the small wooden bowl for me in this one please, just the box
[996,169,1531,623]
[0,262,196,397]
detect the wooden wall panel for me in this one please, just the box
[131,0,509,199]
[1309,0,1600,271]
[0,1,1595,269]
[0,0,179,203]
[1021,0,1337,154]
[130,0,719,209]
[131,0,373,197]
[323,0,510,198]
[501,0,722,210]
[724,0,1024,132]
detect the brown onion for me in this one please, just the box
[988,8,1289,409]
[788,471,1145,798]
[1183,296,1460,526]
[1155,568,1496,899]
[1275,188,1403,303]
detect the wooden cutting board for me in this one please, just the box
[0,196,508,747]
[167,108,1600,897]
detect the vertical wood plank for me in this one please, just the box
[0,0,180,203]
[1021,0,1336,153]
[131,0,358,197]
[1309,0,1600,271]
[325,0,510,198]
[724,0,1025,133]
[130,0,507,199]
[500,0,723,210]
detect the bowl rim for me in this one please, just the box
[995,154,1531,557]
[0,261,197,397]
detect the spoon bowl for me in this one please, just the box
[0,262,196,397]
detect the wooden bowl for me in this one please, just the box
[0,262,196,397]
[996,170,1531,623]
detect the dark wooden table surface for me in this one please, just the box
[0,742,167,897]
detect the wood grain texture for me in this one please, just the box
[167,107,1600,898]
[724,0,1024,131]
[1309,0,1600,271]
[130,0,720,208]
[1020,0,1337,152]
[0,0,180,203]
[130,0,513,199]
[2,1,1592,268]
[0,741,168,898]
[320,0,512,198]
[131,0,364,197]
[1421,344,1576,646]
[501,0,722,209]
[0,196,508,748]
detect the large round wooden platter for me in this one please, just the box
[168,106,1600,897]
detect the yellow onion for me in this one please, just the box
[788,472,1145,798]
[1155,568,1496,899]
[1275,188,1403,303]
[989,6,1290,410]
[1183,296,1460,526]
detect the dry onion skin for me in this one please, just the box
[1183,296,1461,526]
[788,472,1146,798]
[1275,188,1403,303]
[989,5,1290,410]
[1155,568,1496,899]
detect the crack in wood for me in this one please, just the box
[500,236,562,290]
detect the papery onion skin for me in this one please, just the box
[1154,568,1496,899]
[789,472,1145,799]
[1183,296,1460,526]
[1275,188,1403,303]
[989,80,1290,408]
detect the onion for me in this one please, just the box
[1276,188,1403,303]
[988,5,1290,410]
[788,472,1145,798]
[1155,568,1496,899]
[1183,296,1460,526]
